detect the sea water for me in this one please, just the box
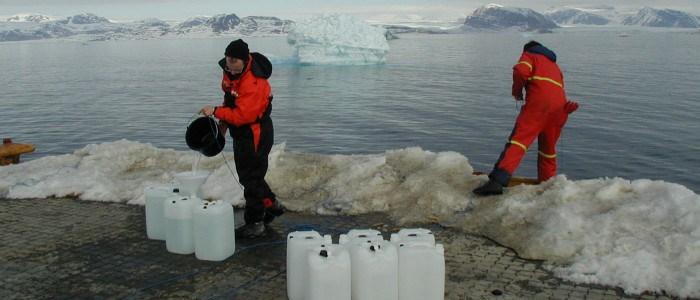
[1,30,698,191]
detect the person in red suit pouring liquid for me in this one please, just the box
[200,39,284,238]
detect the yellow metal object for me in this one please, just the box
[0,142,36,166]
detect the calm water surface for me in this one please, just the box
[1,29,699,191]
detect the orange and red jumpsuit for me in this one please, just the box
[213,53,276,224]
[489,45,572,186]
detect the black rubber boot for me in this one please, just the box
[473,179,504,196]
[263,201,285,225]
[235,221,266,239]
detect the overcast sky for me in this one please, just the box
[2,0,699,21]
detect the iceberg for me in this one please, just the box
[287,14,390,65]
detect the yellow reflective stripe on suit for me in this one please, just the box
[528,76,563,88]
[509,140,527,151]
[538,151,557,158]
[516,61,533,71]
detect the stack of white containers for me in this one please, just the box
[144,171,236,261]
[286,228,445,300]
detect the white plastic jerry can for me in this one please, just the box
[164,195,198,255]
[306,244,351,300]
[389,228,436,247]
[286,230,332,300]
[395,242,446,300]
[193,200,236,261]
[144,184,179,240]
[346,240,399,300]
[338,228,384,245]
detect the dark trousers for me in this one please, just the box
[230,117,276,224]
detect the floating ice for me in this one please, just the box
[287,14,390,65]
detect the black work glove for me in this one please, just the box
[224,92,236,108]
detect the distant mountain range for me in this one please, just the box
[6,14,55,23]
[463,4,558,32]
[622,7,699,28]
[0,13,293,42]
[545,8,611,25]
[461,4,700,32]
[2,6,700,42]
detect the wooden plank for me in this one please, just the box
[472,171,539,187]
[0,143,36,165]
[0,143,35,157]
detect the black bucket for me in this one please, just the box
[185,117,225,157]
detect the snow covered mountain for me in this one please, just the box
[174,14,292,35]
[546,8,611,25]
[238,16,293,35]
[6,14,54,23]
[463,4,558,32]
[0,13,293,42]
[175,14,239,33]
[622,7,699,28]
[61,13,110,25]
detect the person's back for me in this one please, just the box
[513,42,566,105]
[473,41,578,196]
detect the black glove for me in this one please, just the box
[224,92,236,108]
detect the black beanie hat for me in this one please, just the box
[523,40,542,51]
[225,39,249,60]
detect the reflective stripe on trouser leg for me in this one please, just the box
[492,105,544,184]
[537,151,556,183]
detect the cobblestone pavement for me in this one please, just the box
[0,198,681,300]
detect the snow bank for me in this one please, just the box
[1,139,699,297]
[450,176,700,297]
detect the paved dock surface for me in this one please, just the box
[0,198,680,299]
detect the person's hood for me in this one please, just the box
[526,45,557,62]
[218,52,272,79]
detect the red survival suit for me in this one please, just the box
[489,44,578,186]
[213,53,278,224]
